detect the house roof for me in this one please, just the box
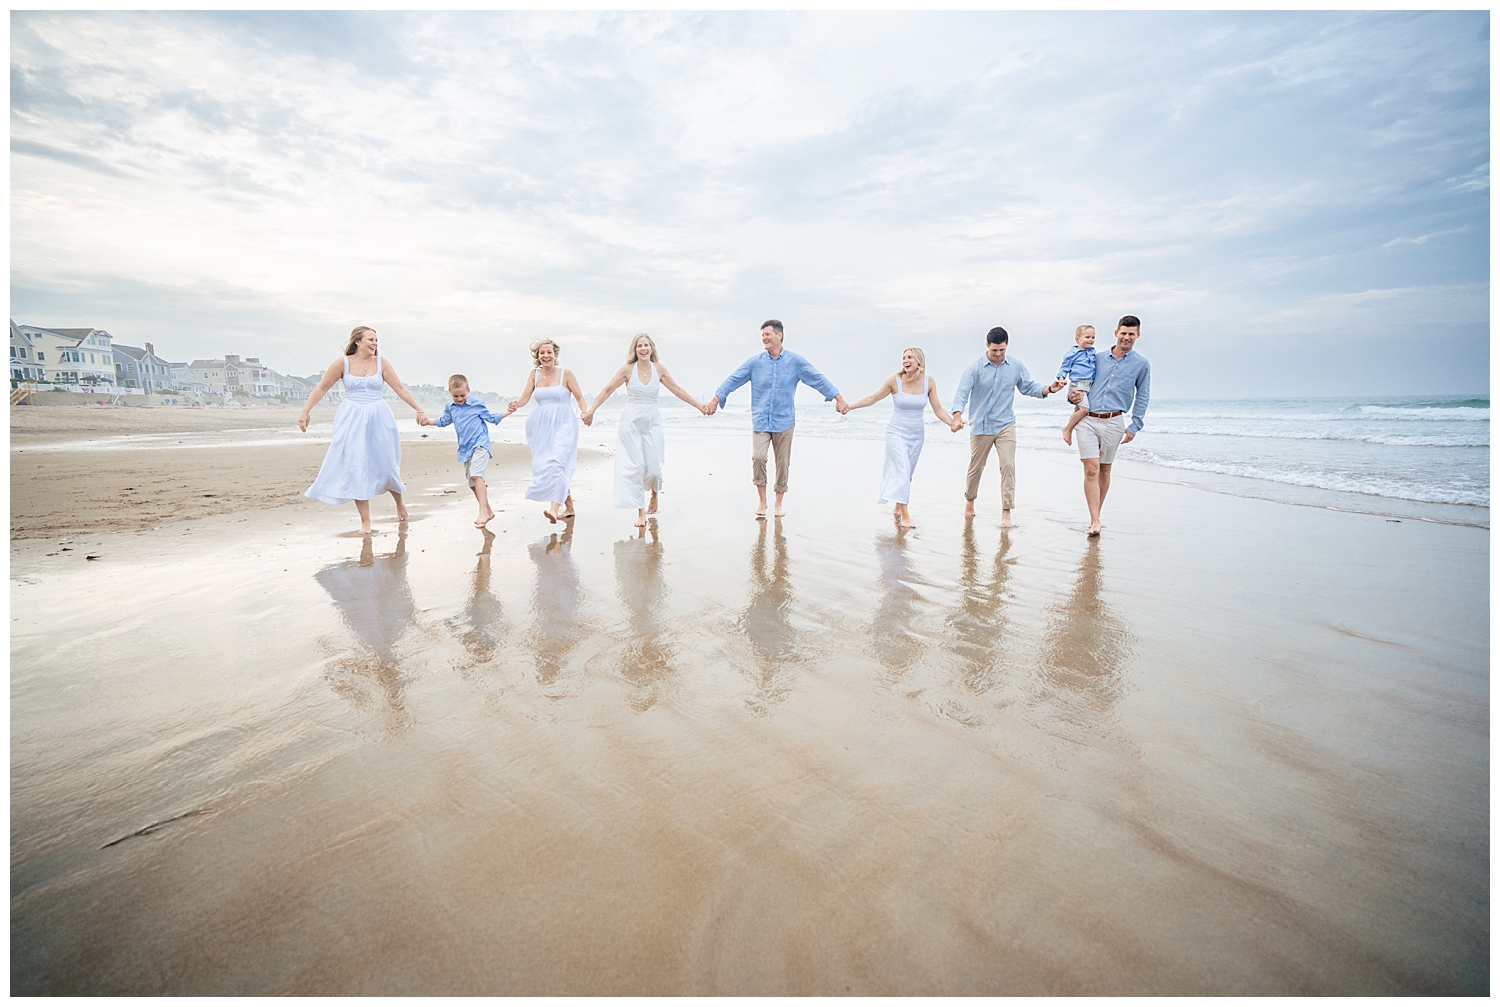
[33,327,104,340]
[113,344,148,361]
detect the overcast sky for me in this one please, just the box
[10,11,1490,399]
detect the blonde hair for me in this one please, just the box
[448,373,469,390]
[529,339,561,364]
[1075,324,1096,340]
[902,346,926,375]
[345,325,376,355]
[627,332,659,363]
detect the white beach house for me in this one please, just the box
[18,325,118,389]
[10,319,44,384]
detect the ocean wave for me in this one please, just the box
[1134,451,1490,507]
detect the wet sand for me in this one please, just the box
[10,416,1489,994]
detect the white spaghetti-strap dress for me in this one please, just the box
[877,386,928,505]
[614,362,666,509]
[524,368,579,504]
[306,353,405,505]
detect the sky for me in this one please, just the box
[10,11,1490,399]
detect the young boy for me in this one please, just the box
[1057,324,1097,446]
[419,374,508,527]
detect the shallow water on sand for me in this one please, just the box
[10,432,1488,994]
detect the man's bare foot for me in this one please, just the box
[1001,510,1014,528]
[773,506,786,518]
[964,500,976,517]
[647,491,659,515]
[755,504,767,518]
[1062,428,1073,446]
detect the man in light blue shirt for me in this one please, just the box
[706,319,849,518]
[951,326,1063,525]
[1068,315,1151,537]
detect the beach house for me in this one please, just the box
[191,354,280,398]
[10,319,44,384]
[113,342,175,393]
[18,326,118,389]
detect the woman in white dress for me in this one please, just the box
[844,347,955,529]
[300,326,429,535]
[506,338,587,523]
[581,333,706,527]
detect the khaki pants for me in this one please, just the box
[752,426,795,493]
[965,425,1017,508]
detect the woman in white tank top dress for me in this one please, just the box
[582,333,707,527]
[299,326,429,535]
[844,347,955,529]
[506,338,588,523]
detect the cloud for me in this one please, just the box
[9,11,1490,397]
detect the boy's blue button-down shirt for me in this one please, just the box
[951,355,1050,436]
[434,398,506,461]
[715,349,839,433]
[1086,348,1151,434]
[1057,347,1097,382]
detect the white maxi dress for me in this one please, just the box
[524,369,579,504]
[613,362,666,509]
[305,353,405,505]
[877,387,928,505]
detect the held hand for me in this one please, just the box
[506,400,518,414]
[1048,379,1067,395]
[706,396,720,416]
[581,411,593,427]
[1121,430,1135,445]
[949,412,963,433]
[834,394,850,415]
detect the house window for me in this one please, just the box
[36,352,44,361]
[20,348,27,358]
[9,346,15,358]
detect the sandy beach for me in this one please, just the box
[10,405,1488,994]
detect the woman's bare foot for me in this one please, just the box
[544,507,558,524]
[635,508,647,528]
[647,491,659,515]
[359,521,373,535]
[900,516,917,528]
[1087,521,1101,537]
[560,496,575,520]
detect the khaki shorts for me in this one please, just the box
[1076,414,1127,463]
[464,446,491,484]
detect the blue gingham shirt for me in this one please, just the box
[951,355,1050,436]
[434,398,506,461]
[1085,348,1151,434]
[1057,347,1097,382]
[715,349,840,433]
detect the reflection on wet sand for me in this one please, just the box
[451,529,504,667]
[870,530,926,681]
[527,524,584,691]
[943,521,1014,699]
[612,522,675,712]
[1037,541,1131,732]
[738,519,797,714]
[314,530,417,716]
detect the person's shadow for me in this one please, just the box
[612,521,675,711]
[527,526,584,692]
[942,522,1014,698]
[871,529,926,682]
[739,518,798,714]
[314,529,417,719]
[1036,540,1132,732]
[450,529,504,668]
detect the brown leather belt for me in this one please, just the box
[1087,410,1124,418]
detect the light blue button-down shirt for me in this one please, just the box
[715,349,839,433]
[1086,347,1151,434]
[434,398,506,461]
[1057,347,1097,382]
[951,355,1050,436]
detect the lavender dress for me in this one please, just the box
[306,353,405,504]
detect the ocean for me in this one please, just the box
[520,393,1489,527]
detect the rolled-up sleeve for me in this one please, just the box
[952,363,976,415]
[797,357,838,400]
[715,358,755,405]
[484,408,506,425]
[1015,362,1048,399]
[1128,361,1151,434]
[434,405,454,428]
